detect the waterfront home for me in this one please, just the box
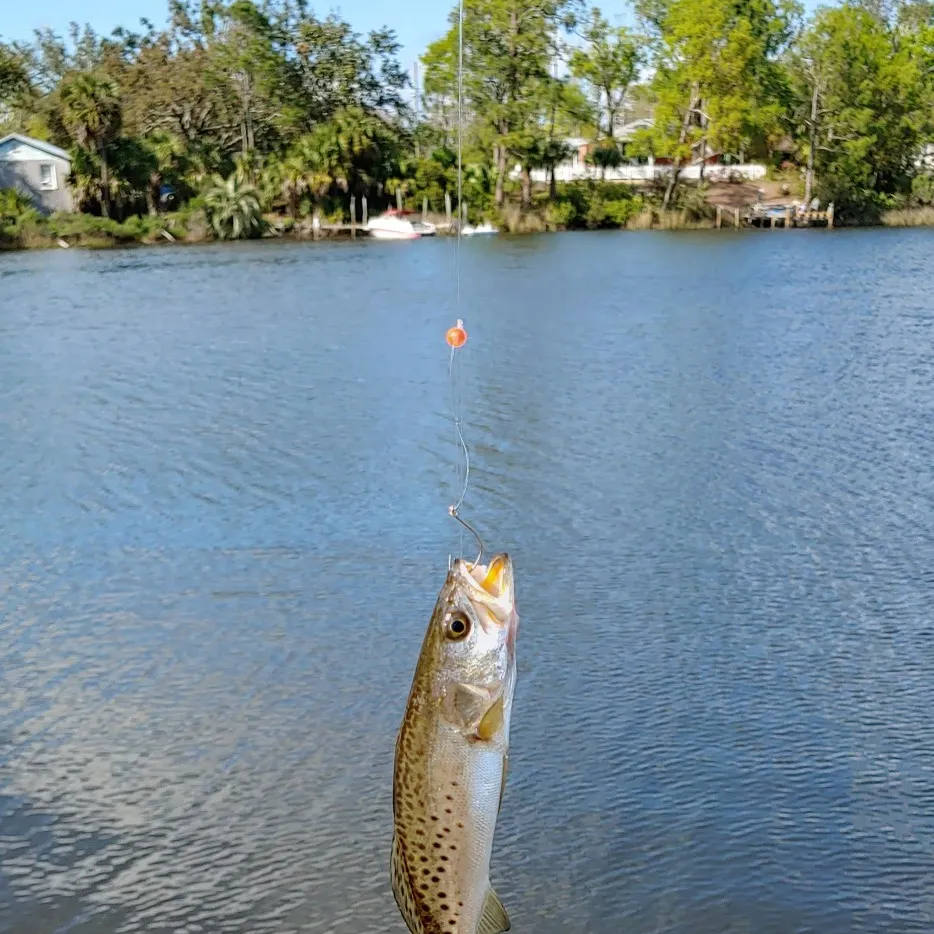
[525,118,767,184]
[0,133,74,214]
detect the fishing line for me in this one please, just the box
[446,0,483,570]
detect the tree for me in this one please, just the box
[267,134,334,219]
[0,43,29,103]
[569,8,644,137]
[636,0,796,207]
[204,172,263,238]
[59,72,123,217]
[787,5,928,220]
[423,0,575,207]
[588,138,624,178]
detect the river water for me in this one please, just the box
[1,230,933,934]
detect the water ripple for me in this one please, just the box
[2,234,934,934]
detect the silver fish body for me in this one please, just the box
[391,555,518,934]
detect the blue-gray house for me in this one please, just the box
[0,133,75,214]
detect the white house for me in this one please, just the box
[522,117,766,184]
[0,133,74,214]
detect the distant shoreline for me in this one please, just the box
[5,210,934,254]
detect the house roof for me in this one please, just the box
[617,117,654,139]
[0,133,71,162]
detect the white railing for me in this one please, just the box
[522,163,767,183]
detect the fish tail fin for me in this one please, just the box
[476,887,510,934]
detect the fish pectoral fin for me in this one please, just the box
[476,887,510,934]
[390,834,422,934]
[474,695,504,742]
[450,683,491,730]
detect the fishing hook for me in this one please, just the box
[449,504,484,569]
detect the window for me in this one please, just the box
[39,163,57,191]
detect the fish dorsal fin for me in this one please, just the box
[390,834,423,934]
[477,887,510,934]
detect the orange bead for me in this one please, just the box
[446,321,468,348]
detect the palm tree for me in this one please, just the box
[588,140,625,180]
[270,136,334,220]
[315,108,390,197]
[203,173,263,240]
[59,72,122,218]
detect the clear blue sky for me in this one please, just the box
[2,0,635,70]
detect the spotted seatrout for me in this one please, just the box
[391,555,519,934]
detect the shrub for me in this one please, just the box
[544,200,576,230]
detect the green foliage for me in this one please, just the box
[569,9,644,137]
[541,181,641,229]
[787,5,928,223]
[0,188,43,246]
[203,173,263,239]
[545,199,577,229]
[911,173,934,206]
[423,0,575,206]
[636,0,797,204]
[5,0,934,243]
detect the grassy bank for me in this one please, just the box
[880,206,934,227]
[9,182,934,251]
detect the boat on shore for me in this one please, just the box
[462,221,498,236]
[365,209,436,240]
[365,210,420,239]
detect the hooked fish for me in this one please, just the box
[391,554,519,934]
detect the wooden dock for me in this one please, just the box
[744,203,834,229]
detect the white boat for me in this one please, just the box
[412,220,437,236]
[365,211,421,240]
[462,221,499,236]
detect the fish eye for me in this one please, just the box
[444,611,471,641]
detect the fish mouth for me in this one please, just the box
[472,553,511,599]
[452,554,515,631]
[464,553,512,601]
